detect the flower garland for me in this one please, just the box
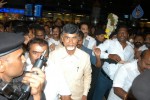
[105,13,118,39]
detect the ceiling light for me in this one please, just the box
[141,18,148,21]
[76,15,83,17]
[57,13,61,15]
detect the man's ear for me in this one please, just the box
[0,60,5,72]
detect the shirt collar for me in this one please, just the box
[60,47,80,60]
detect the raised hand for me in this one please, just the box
[0,0,7,8]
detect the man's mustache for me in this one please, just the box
[134,42,143,47]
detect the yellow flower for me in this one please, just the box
[104,34,109,39]
[105,29,110,33]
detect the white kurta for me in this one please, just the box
[48,47,92,100]
[44,61,71,100]
[108,60,140,100]
[96,39,134,80]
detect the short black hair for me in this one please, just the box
[134,33,144,40]
[44,24,50,28]
[35,26,46,36]
[52,26,61,34]
[79,22,89,29]
[62,23,79,34]
[109,31,117,39]
[116,24,129,33]
[78,31,84,39]
[27,38,49,53]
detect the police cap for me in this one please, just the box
[0,32,24,57]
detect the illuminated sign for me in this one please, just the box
[0,8,24,14]
[132,5,144,19]
[0,4,42,17]
[25,4,33,16]
[34,5,42,17]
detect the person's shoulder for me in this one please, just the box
[80,48,91,57]
[126,41,134,49]
[112,38,119,43]
[103,38,113,43]
[76,48,90,58]
[50,46,65,54]
[86,35,96,41]
[81,45,92,52]
[98,39,112,47]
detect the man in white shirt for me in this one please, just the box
[25,37,71,100]
[133,34,147,59]
[44,61,71,100]
[108,49,150,100]
[80,22,96,50]
[92,24,134,100]
[34,26,46,40]
[44,25,52,40]
[48,23,92,100]
[24,38,49,71]
[47,26,61,51]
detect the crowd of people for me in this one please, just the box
[0,17,150,100]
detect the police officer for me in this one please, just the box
[0,32,45,100]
